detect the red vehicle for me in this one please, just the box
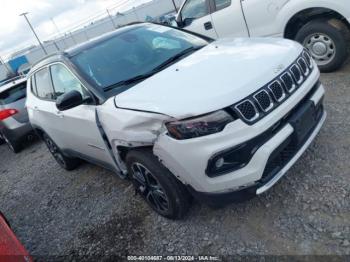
[0,212,32,262]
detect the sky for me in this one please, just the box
[0,0,152,58]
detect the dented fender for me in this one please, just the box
[97,98,172,172]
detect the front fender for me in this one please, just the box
[277,0,350,36]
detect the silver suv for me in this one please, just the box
[0,77,33,153]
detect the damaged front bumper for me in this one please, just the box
[154,78,325,203]
[187,108,326,206]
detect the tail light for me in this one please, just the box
[0,109,18,121]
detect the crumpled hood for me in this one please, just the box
[114,37,303,119]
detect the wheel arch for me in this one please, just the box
[117,145,153,164]
[32,125,46,139]
[283,7,350,39]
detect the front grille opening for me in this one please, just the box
[261,101,323,182]
[298,58,309,75]
[290,65,303,84]
[303,51,313,68]
[254,90,273,112]
[235,100,258,121]
[261,136,295,181]
[280,73,295,93]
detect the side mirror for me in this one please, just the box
[176,14,184,27]
[56,90,85,111]
[183,17,194,27]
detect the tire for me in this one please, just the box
[1,133,21,153]
[126,149,191,219]
[295,19,349,72]
[42,133,80,171]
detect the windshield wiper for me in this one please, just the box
[103,46,203,92]
[103,72,156,92]
[152,46,202,72]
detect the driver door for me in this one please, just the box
[49,63,117,169]
[178,0,218,39]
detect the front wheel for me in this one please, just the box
[42,133,80,171]
[295,19,349,72]
[126,149,191,219]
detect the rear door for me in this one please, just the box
[209,0,249,38]
[178,0,218,38]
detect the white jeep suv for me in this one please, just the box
[26,23,326,219]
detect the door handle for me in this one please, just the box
[33,106,39,111]
[56,111,64,118]
[204,21,213,30]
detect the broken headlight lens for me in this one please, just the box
[166,110,234,140]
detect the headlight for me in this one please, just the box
[166,110,235,140]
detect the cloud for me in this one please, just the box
[0,0,146,57]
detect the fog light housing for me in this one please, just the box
[215,157,225,168]
[206,144,251,177]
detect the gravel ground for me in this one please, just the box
[0,60,349,260]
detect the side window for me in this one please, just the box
[50,64,87,99]
[181,0,209,21]
[35,68,55,100]
[214,0,231,11]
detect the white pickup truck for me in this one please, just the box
[175,0,350,72]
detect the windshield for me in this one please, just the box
[71,24,209,94]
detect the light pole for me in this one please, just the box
[51,17,68,49]
[19,12,48,55]
[107,8,117,29]
[171,0,178,12]
[0,56,13,76]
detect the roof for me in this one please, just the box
[0,77,27,93]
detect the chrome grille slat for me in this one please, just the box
[280,72,296,93]
[290,64,303,84]
[298,57,309,76]
[235,100,259,121]
[302,51,313,69]
[268,80,286,102]
[253,90,274,112]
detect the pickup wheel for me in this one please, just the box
[295,19,349,72]
[126,149,191,219]
[42,133,80,171]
